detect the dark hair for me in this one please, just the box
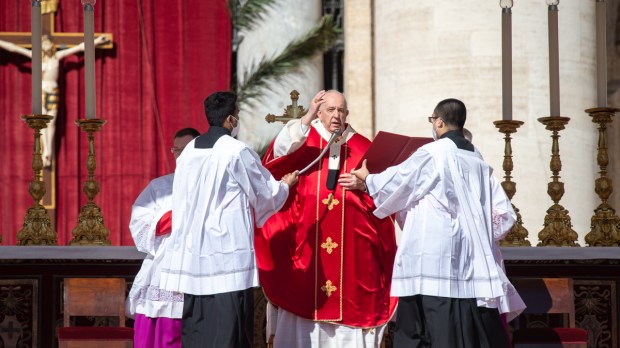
[434,98,466,129]
[203,92,237,127]
[174,127,200,139]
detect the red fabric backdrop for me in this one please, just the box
[0,0,231,245]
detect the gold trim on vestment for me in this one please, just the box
[322,193,340,210]
[321,280,337,297]
[321,237,338,254]
[313,136,348,322]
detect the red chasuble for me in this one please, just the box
[255,125,398,327]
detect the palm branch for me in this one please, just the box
[228,0,278,32]
[236,15,341,106]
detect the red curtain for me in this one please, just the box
[0,0,231,245]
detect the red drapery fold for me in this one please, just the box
[0,0,231,245]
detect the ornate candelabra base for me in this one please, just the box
[538,203,579,247]
[584,107,620,246]
[537,116,579,247]
[493,120,530,246]
[17,114,57,245]
[70,118,110,246]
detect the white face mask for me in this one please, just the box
[431,121,438,140]
[230,115,240,138]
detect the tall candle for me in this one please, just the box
[548,1,560,116]
[83,1,96,119]
[31,0,42,115]
[501,1,513,120]
[596,0,607,107]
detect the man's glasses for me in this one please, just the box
[428,116,440,123]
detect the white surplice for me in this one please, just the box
[366,137,524,319]
[125,174,184,319]
[159,135,289,295]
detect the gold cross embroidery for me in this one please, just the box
[321,280,337,297]
[321,237,338,254]
[322,193,340,211]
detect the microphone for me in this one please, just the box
[299,128,342,175]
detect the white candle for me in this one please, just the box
[31,1,42,115]
[501,2,513,121]
[548,1,560,116]
[83,1,96,119]
[596,0,607,107]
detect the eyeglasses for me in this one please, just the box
[428,115,440,123]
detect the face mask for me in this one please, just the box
[230,116,240,138]
[431,123,438,141]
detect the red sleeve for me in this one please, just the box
[155,210,172,236]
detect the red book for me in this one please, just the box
[358,131,433,173]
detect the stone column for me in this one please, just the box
[343,0,374,139]
[236,0,323,152]
[370,1,597,245]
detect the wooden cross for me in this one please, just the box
[0,0,113,49]
[0,0,112,212]
[265,90,308,124]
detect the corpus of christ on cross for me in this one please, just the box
[0,0,113,214]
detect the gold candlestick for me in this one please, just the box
[493,120,531,246]
[584,107,620,246]
[17,114,57,245]
[537,116,579,246]
[71,118,110,246]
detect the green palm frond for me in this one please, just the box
[228,0,278,32]
[236,15,341,106]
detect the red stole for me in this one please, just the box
[255,126,397,327]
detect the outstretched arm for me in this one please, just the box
[56,34,109,60]
[0,40,32,58]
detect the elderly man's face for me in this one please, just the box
[317,92,348,133]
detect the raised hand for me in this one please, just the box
[301,90,326,126]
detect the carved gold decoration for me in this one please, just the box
[70,119,110,246]
[17,114,57,245]
[321,237,339,254]
[584,107,620,246]
[41,0,58,15]
[321,193,340,211]
[493,120,531,246]
[537,116,579,246]
[265,90,307,124]
[321,280,337,297]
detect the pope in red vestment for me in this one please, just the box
[255,90,397,329]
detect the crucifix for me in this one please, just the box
[0,0,113,212]
[265,90,308,124]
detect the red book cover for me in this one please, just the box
[358,131,433,173]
